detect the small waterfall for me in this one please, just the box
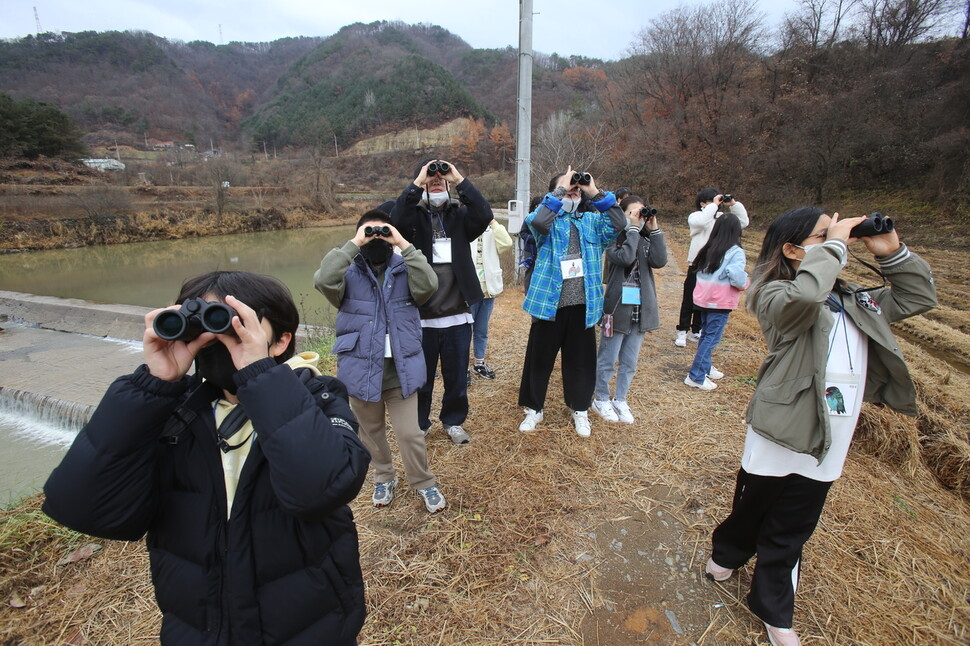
[0,387,93,446]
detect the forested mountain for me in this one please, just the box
[0,5,967,207]
[0,23,600,152]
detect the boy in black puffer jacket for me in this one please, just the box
[43,271,370,646]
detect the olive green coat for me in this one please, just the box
[745,242,936,463]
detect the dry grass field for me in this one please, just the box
[1,223,967,645]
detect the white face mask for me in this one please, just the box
[560,196,581,214]
[795,243,847,268]
[423,191,449,208]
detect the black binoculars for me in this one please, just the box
[721,194,734,203]
[571,171,592,186]
[850,212,894,238]
[365,225,391,237]
[427,161,450,176]
[640,206,658,218]
[153,297,237,342]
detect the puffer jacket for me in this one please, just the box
[745,241,936,462]
[43,357,370,646]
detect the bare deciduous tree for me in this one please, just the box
[785,0,861,49]
[857,0,962,49]
[530,111,613,188]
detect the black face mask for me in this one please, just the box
[195,342,239,395]
[360,239,393,266]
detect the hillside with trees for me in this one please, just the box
[0,1,967,215]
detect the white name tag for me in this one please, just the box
[432,238,452,264]
[384,333,393,358]
[560,258,584,279]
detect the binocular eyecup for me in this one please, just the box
[427,161,451,176]
[640,206,658,217]
[365,225,391,237]
[571,171,592,186]
[721,194,734,203]
[850,212,894,238]
[153,297,237,342]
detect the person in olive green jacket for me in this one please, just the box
[703,207,936,646]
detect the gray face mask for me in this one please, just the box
[560,196,581,214]
[423,191,449,208]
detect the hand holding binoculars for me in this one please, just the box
[153,298,237,342]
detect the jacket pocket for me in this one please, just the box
[758,375,814,404]
[331,332,359,355]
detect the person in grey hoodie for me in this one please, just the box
[591,195,668,424]
[315,209,445,513]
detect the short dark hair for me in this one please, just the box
[619,195,644,211]
[615,186,632,201]
[176,271,299,361]
[375,200,395,215]
[696,187,719,211]
[356,209,391,229]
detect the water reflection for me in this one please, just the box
[0,226,355,327]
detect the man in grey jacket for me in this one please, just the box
[314,210,445,513]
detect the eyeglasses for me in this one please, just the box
[805,232,827,241]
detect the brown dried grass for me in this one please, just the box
[1,225,968,645]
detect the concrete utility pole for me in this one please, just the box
[511,0,534,236]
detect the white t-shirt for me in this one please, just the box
[742,307,868,482]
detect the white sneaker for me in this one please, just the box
[764,623,802,646]
[684,375,718,391]
[573,410,591,437]
[674,330,687,347]
[707,365,724,380]
[688,331,702,343]
[519,408,543,432]
[612,399,634,424]
[591,398,619,422]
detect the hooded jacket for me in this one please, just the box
[602,225,668,334]
[43,354,370,646]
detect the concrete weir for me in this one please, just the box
[0,291,149,429]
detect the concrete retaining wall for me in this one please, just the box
[0,291,149,341]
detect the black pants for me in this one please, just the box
[517,305,596,412]
[711,468,832,629]
[677,266,702,333]
[418,323,471,429]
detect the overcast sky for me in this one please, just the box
[1,0,807,61]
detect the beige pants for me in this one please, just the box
[350,388,435,490]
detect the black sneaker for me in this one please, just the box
[473,362,496,379]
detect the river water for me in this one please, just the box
[0,225,356,505]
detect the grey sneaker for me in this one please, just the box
[372,478,398,507]
[418,485,446,513]
[446,425,471,444]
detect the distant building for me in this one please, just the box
[81,159,126,171]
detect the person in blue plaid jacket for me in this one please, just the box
[516,166,626,438]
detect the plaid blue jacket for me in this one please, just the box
[523,192,623,327]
